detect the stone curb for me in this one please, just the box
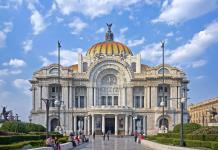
[141,139,201,150]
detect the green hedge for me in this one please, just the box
[212,142,218,150]
[158,133,218,142]
[193,126,218,135]
[58,136,68,143]
[0,133,63,145]
[0,140,44,150]
[173,123,201,134]
[0,121,45,133]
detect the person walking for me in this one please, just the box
[93,131,95,140]
[107,131,110,141]
[134,131,137,142]
[102,132,105,141]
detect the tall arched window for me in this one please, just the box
[83,62,88,72]
[131,62,136,72]
[158,68,169,74]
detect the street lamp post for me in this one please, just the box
[161,41,166,133]
[41,98,55,138]
[180,87,187,147]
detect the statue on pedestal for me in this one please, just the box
[207,107,217,123]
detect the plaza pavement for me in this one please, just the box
[73,136,153,150]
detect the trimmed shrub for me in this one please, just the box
[0,121,45,133]
[146,135,156,141]
[58,136,68,143]
[173,123,201,134]
[0,140,44,150]
[193,126,218,135]
[156,137,174,145]
[211,142,218,150]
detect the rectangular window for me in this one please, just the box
[80,96,84,108]
[165,96,167,107]
[52,87,55,92]
[101,96,106,105]
[135,96,140,108]
[114,96,118,105]
[108,96,112,105]
[75,96,78,108]
[141,96,144,108]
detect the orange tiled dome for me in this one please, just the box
[86,41,133,57]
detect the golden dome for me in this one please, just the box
[86,41,133,57]
[86,23,133,57]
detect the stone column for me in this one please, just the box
[144,87,147,108]
[88,116,90,135]
[126,87,133,107]
[151,86,157,107]
[84,117,87,135]
[129,116,132,135]
[133,118,135,133]
[125,115,128,135]
[72,87,75,108]
[143,116,147,136]
[74,115,77,132]
[115,115,118,135]
[92,114,95,135]
[93,88,96,106]
[69,86,72,108]
[41,86,48,110]
[102,114,105,133]
[147,86,151,108]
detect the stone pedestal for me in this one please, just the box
[208,122,218,126]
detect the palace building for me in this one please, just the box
[30,24,189,135]
[188,97,218,126]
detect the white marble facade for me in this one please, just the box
[30,27,189,135]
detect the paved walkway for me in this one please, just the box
[74,136,153,150]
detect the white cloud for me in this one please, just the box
[191,60,207,68]
[140,42,163,64]
[195,75,204,80]
[30,10,46,35]
[56,17,64,23]
[127,37,145,47]
[152,0,218,25]
[22,39,33,53]
[115,27,128,43]
[27,1,47,35]
[120,27,128,34]
[0,69,22,77]
[167,21,218,65]
[0,0,23,9]
[55,0,141,19]
[49,48,84,66]
[166,32,174,37]
[68,17,87,35]
[144,0,160,5]
[40,56,52,67]
[96,27,105,34]
[13,79,31,96]
[140,21,218,68]
[3,58,26,68]
[0,22,13,48]
[0,79,5,87]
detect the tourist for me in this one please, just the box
[107,131,110,141]
[93,131,95,140]
[102,132,105,141]
[134,131,137,142]
[46,136,54,147]
[54,136,61,150]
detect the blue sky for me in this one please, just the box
[0,0,218,121]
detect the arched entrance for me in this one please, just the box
[50,118,58,131]
[159,118,169,129]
